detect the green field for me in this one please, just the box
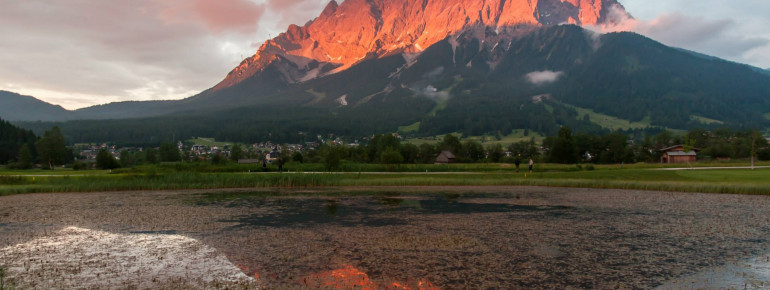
[2,162,770,196]
[405,130,544,146]
[765,113,770,121]
[188,138,233,147]
[691,115,724,125]
[560,102,652,131]
[398,122,421,134]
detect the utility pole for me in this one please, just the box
[751,134,756,170]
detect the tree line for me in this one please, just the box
[542,127,770,164]
[3,122,769,170]
[1,121,74,170]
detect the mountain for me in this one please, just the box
[0,91,73,122]
[12,0,770,144]
[210,0,628,92]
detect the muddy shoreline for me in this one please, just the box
[2,186,770,288]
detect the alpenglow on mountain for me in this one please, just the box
[9,0,770,145]
[215,0,628,89]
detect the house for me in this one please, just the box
[435,151,456,164]
[266,151,281,163]
[661,145,698,164]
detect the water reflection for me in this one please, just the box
[203,193,569,229]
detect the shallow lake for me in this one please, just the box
[1,186,770,288]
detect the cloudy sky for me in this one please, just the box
[1,0,768,110]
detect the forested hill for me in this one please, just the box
[0,118,37,164]
[0,91,73,122]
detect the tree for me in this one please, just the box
[16,144,34,169]
[210,153,227,165]
[292,152,304,163]
[36,126,67,170]
[323,145,345,171]
[400,143,419,164]
[488,144,505,163]
[119,150,135,167]
[548,126,577,164]
[367,134,401,162]
[380,146,404,164]
[95,150,120,169]
[144,148,159,164]
[418,143,438,164]
[599,132,632,164]
[440,134,463,154]
[159,143,181,162]
[230,144,244,161]
[461,140,485,163]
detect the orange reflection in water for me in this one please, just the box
[304,264,439,290]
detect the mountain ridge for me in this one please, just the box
[6,0,770,144]
[212,0,628,91]
[0,91,73,122]
[16,25,770,144]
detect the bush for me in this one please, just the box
[72,161,90,171]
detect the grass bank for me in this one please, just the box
[1,166,769,196]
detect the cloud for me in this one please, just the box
[264,0,330,30]
[158,0,266,34]
[526,71,565,85]
[0,0,267,109]
[588,5,770,64]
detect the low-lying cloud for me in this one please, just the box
[587,4,770,66]
[526,71,565,85]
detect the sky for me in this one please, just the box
[0,0,768,110]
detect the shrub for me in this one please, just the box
[72,161,90,171]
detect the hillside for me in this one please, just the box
[0,91,73,122]
[18,25,770,144]
[8,0,770,144]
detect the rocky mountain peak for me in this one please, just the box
[321,0,339,17]
[214,0,629,91]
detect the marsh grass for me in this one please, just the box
[2,163,769,195]
[0,176,27,186]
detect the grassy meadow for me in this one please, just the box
[2,161,770,196]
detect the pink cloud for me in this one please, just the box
[159,0,266,34]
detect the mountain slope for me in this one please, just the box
[0,91,73,122]
[10,0,770,143]
[20,25,770,144]
[210,0,628,92]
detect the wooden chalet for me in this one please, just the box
[660,145,698,164]
[435,151,456,164]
